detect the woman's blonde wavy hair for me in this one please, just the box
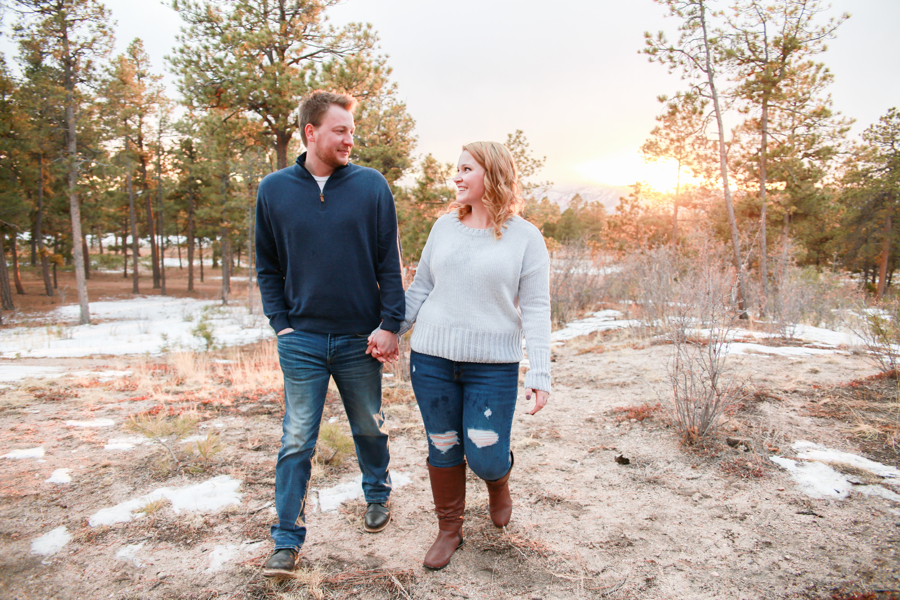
[451,141,523,240]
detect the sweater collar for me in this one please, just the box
[295,152,351,179]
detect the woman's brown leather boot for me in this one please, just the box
[485,453,514,527]
[423,460,466,570]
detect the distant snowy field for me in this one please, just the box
[1,296,272,361]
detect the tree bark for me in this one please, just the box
[36,159,54,295]
[82,234,90,280]
[877,201,893,300]
[63,33,90,325]
[156,141,166,295]
[127,159,140,294]
[138,133,160,289]
[11,235,25,294]
[199,237,204,283]
[220,172,230,304]
[758,98,769,317]
[0,233,14,310]
[700,0,747,318]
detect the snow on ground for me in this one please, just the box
[88,475,243,527]
[104,436,147,451]
[551,310,639,342]
[771,441,900,501]
[729,342,844,358]
[116,542,146,567]
[65,418,115,428]
[0,296,271,360]
[46,469,72,484]
[311,470,413,513]
[30,526,72,557]
[550,310,863,358]
[3,447,45,459]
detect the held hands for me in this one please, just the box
[526,388,549,415]
[366,329,400,364]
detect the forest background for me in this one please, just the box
[0,0,898,327]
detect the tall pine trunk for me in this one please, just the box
[700,0,747,318]
[0,233,14,310]
[63,37,90,324]
[127,154,140,294]
[758,98,770,317]
[156,140,166,295]
[877,199,893,300]
[36,158,53,296]
[220,172,230,304]
[11,235,24,294]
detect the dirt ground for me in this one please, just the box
[1,268,899,600]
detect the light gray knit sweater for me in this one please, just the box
[398,213,552,392]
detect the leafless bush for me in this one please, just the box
[549,239,608,326]
[847,295,900,374]
[605,246,681,333]
[771,265,857,338]
[667,252,746,445]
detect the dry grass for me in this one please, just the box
[612,402,663,422]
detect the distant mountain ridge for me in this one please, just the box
[538,184,631,213]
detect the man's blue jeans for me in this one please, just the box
[409,350,517,481]
[273,331,391,552]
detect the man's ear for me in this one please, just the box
[304,123,316,145]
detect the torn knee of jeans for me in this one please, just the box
[467,428,499,448]
[428,431,460,454]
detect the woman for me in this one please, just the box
[370,141,551,570]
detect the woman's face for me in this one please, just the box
[453,150,486,205]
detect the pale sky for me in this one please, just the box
[3,0,898,189]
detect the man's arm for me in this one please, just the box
[255,185,292,334]
[373,179,405,334]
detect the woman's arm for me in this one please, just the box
[518,231,552,404]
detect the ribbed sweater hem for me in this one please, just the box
[410,321,524,364]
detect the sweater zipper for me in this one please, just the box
[319,190,325,212]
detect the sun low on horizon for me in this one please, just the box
[573,154,701,193]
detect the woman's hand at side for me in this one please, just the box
[526,389,549,415]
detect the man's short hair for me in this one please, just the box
[298,91,357,147]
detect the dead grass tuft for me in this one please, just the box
[612,402,663,422]
[720,455,769,479]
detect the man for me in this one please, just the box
[255,90,404,576]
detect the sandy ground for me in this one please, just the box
[1,268,899,599]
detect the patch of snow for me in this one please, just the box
[206,544,240,573]
[66,418,115,428]
[312,471,412,513]
[0,365,66,382]
[772,441,900,503]
[46,469,72,484]
[729,343,840,358]
[31,527,71,557]
[770,456,851,499]
[552,310,638,342]
[116,542,146,567]
[0,296,272,359]
[105,436,146,451]
[88,475,243,527]
[68,370,132,381]
[792,441,900,483]
[858,485,900,503]
[3,447,45,459]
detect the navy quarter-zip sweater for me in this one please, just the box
[255,153,405,335]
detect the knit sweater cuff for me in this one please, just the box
[525,363,550,393]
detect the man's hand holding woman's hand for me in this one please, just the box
[366,329,400,364]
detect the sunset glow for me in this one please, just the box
[575,155,701,193]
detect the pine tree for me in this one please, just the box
[645,0,749,317]
[13,0,114,324]
[726,0,847,314]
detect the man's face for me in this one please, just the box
[307,105,355,170]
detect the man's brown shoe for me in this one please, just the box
[262,548,297,578]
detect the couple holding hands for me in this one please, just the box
[255,90,551,576]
